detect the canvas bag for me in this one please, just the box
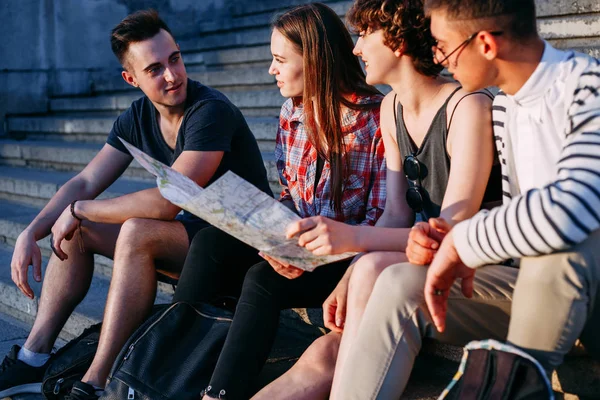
[439,339,554,400]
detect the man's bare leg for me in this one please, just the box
[252,333,341,400]
[82,218,189,387]
[24,222,121,354]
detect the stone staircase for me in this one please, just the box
[0,0,599,398]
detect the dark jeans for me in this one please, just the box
[173,227,351,400]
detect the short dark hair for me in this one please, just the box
[110,9,173,67]
[424,0,537,39]
[347,0,443,77]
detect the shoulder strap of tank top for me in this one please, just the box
[393,93,398,128]
[446,88,494,133]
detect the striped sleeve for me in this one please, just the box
[453,59,600,268]
[491,93,513,204]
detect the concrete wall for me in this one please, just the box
[0,0,52,136]
[0,0,234,136]
[537,0,600,58]
[0,0,599,137]
[48,0,236,97]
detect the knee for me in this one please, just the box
[348,253,394,297]
[370,263,427,307]
[241,262,280,298]
[348,252,408,301]
[297,333,341,374]
[116,218,156,256]
[188,227,232,261]
[518,250,587,292]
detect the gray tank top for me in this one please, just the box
[395,87,497,221]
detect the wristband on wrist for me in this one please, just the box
[69,200,85,254]
[70,200,82,221]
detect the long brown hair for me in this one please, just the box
[273,2,381,212]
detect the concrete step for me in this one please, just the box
[6,114,279,151]
[0,165,153,208]
[179,1,350,67]
[231,0,346,17]
[90,66,276,94]
[0,243,167,342]
[49,88,285,114]
[181,25,272,54]
[179,1,352,53]
[0,310,38,359]
[0,139,279,185]
[0,243,106,341]
[186,45,272,69]
[0,139,153,181]
[0,199,113,280]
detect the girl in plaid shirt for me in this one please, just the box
[256,0,502,398]
[173,3,386,399]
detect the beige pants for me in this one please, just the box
[335,230,600,400]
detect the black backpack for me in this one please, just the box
[440,339,554,400]
[42,304,169,399]
[42,323,102,399]
[100,301,232,400]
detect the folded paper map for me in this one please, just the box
[120,138,356,271]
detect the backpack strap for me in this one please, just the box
[393,93,398,127]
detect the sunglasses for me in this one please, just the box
[432,30,503,66]
[403,154,426,214]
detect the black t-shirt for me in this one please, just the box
[107,78,272,223]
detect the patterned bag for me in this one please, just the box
[439,339,554,400]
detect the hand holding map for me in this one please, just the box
[120,138,356,271]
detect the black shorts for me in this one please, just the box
[176,216,211,243]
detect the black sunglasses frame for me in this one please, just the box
[403,154,426,214]
[432,30,504,66]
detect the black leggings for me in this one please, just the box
[173,227,350,399]
[173,226,263,304]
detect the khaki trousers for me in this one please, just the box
[335,230,600,400]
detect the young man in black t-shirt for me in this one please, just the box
[1,10,271,399]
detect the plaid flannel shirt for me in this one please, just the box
[275,94,386,226]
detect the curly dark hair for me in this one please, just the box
[347,0,443,77]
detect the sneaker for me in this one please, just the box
[66,381,102,400]
[0,344,47,397]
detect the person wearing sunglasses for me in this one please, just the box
[255,0,507,399]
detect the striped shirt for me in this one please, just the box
[453,42,600,268]
[275,94,386,226]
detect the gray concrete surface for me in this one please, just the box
[0,313,29,357]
